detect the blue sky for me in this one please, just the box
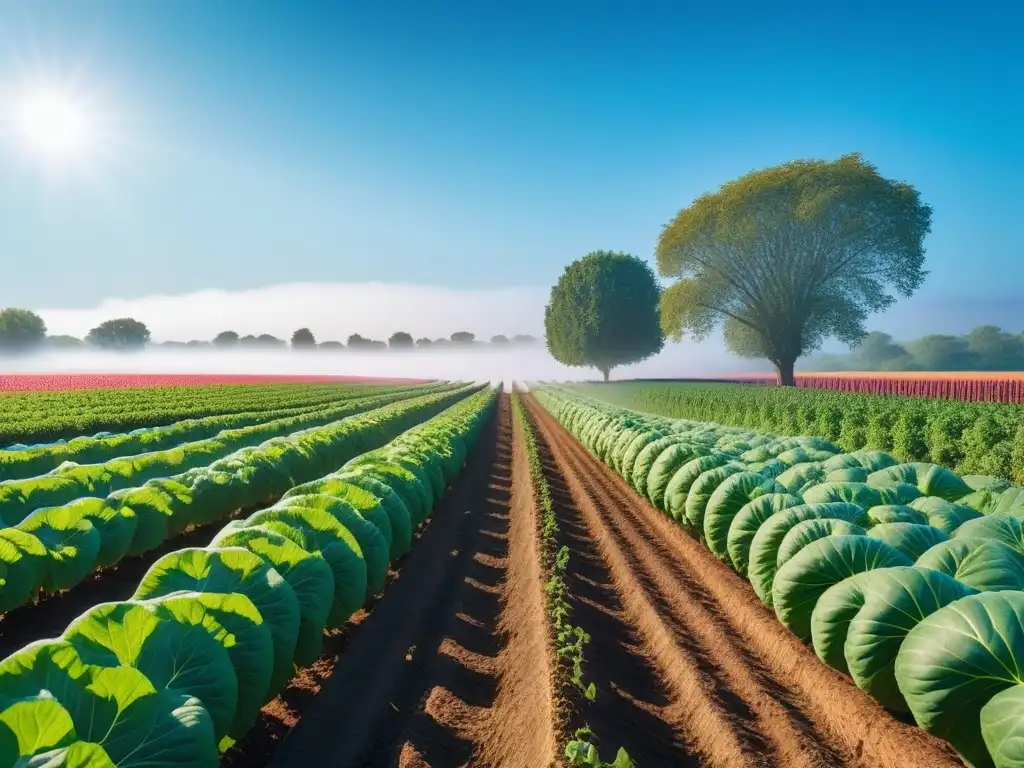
[0,0,1020,338]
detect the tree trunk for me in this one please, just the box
[775,358,796,387]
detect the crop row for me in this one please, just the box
[0,383,439,482]
[536,385,1024,768]
[0,386,496,767]
[512,393,632,768]
[0,373,429,393]
[0,384,478,619]
[574,381,1024,483]
[0,382,371,446]
[0,383,459,519]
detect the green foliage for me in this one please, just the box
[0,384,471,616]
[810,325,1024,372]
[512,395,595,701]
[290,328,316,348]
[544,250,664,380]
[212,331,239,347]
[574,381,1024,482]
[532,384,1024,768]
[0,308,47,353]
[656,153,932,384]
[565,728,636,767]
[450,331,475,344]
[45,335,84,349]
[0,386,498,764]
[388,331,414,348]
[85,318,151,351]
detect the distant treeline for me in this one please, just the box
[807,325,1024,372]
[0,308,539,353]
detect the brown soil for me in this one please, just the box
[523,394,964,768]
[255,393,558,768]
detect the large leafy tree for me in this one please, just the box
[450,331,475,345]
[656,154,932,385]
[86,318,151,350]
[544,250,664,381]
[0,308,47,352]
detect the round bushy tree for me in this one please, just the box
[291,328,316,348]
[86,318,150,351]
[0,308,47,352]
[544,250,664,381]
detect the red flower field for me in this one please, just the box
[0,373,433,392]
[732,371,1024,403]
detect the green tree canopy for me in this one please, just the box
[85,318,151,351]
[656,153,932,385]
[347,333,370,348]
[415,337,433,348]
[544,250,664,381]
[852,331,911,370]
[907,334,974,370]
[490,334,510,345]
[213,330,239,347]
[259,334,283,347]
[45,334,83,349]
[291,328,316,348]
[512,334,538,345]
[388,331,414,348]
[450,331,475,344]
[966,325,1023,370]
[0,308,47,353]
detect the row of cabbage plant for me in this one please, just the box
[0,384,478,619]
[0,382,461,518]
[0,383,428,481]
[535,384,1024,768]
[0,385,497,768]
[0,382,362,446]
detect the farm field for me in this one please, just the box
[2,378,1024,768]
[0,373,433,392]
[573,380,1024,483]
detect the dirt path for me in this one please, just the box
[523,395,964,768]
[261,393,557,768]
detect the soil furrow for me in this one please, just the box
[529,401,730,767]
[542,405,846,768]
[526,394,964,768]
[395,394,557,768]
[262,393,556,768]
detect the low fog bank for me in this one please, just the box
[0,343,765,382]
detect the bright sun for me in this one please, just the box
[15,87,96,163]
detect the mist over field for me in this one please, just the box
[0,343,764,383]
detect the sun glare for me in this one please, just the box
[15,88,95,162]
